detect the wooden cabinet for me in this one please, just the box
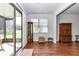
[59,23,72,42]
[27,22,33,42]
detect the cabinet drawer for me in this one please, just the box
[59,35,72,42]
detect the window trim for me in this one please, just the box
[31,18,48,33]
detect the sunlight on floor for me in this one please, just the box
[0,43,13,56]
[0,43,21,56]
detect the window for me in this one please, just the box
[0,17,4,38]
[31,18,48,33]
[6,20,13,39]
[40,19,48,33]
[31,19,39,33]
[0,3,14,56]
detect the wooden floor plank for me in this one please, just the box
[24,42,79,56]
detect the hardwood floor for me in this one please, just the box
[24,42,79,56]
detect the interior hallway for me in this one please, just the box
[24,42,79,56]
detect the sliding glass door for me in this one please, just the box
[0,3,22,56]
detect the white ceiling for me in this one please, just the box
[63,4,79,14]
[19,3,64,14]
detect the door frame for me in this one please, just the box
[9,3,23,56]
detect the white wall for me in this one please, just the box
[22,13,28,47]
[53,3,73,43]
[58,14,79,41]
[27,13,54,42]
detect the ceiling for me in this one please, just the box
[63,4,79,14]
[19,3,64,14]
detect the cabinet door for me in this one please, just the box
[27,22,33,42]
[67,24,71,35]
[59,23,72,42]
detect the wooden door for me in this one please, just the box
[59,23,72,42]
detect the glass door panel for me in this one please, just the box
[15,10,22,51]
